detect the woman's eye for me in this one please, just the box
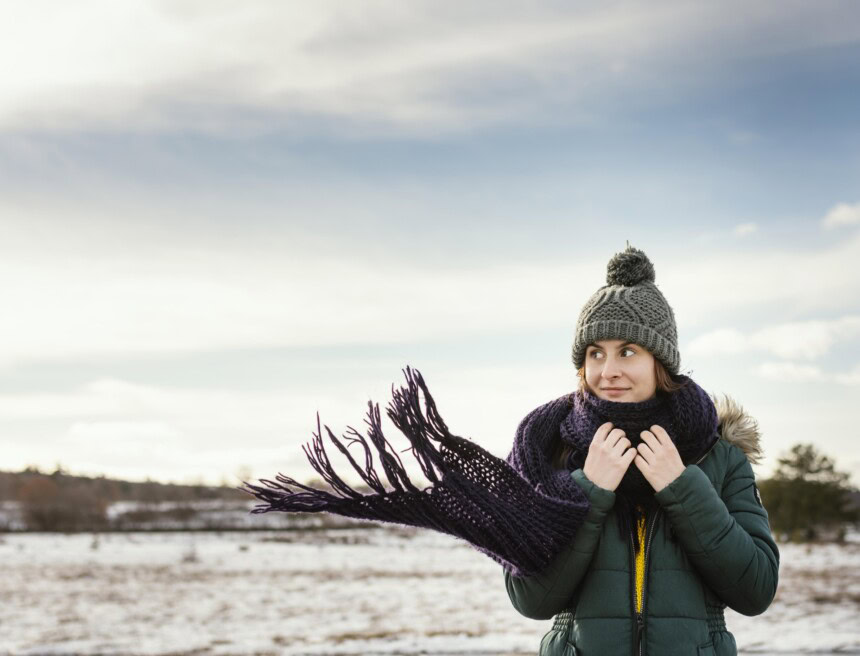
[589,351,604,359]
[621,348,635,357]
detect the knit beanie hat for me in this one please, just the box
[571,245,680,374]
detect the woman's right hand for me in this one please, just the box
[582,422,636,491]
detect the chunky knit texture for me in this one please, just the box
[243,367,589,576]
[244,366,719,577]
[572,246,680,374]
[560,379,719,546]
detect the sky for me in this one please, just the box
[1,1,859,487]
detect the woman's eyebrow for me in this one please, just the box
[590,342,635,351]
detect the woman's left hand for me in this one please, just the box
[633,425,686,493]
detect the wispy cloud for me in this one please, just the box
[822,202,860,230]
[2,208,860,366]
[754,361,860,385]
[0,377,322,429]
[727,130,762,144]
[2,1,859,135]
[0,376,352,482]
[663,231,860,328]
[0,362,570,483]
[733,222,758,237]
[753,361,823,382]
[689,316,860,360]
[687,328,748,356]
[0,234,595,367]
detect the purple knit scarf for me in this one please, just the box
[243,367,719,577]
[559,381,719,544]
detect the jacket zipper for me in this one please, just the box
[695,434,720,465]
[630,434,714,655]
[632,508,661,656]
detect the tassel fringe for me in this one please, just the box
[242,366,441,511]
[241,366,589,576]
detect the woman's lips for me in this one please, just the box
[602,388,630,396]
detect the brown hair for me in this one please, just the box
[551,356,686,469]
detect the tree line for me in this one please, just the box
[0,467,245,532]
[1,445,857,538]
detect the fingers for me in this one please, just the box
[639,430,660,451]
[633,453,648,471]
[611,436,632,456]
[606,428,627,448]
[649,424,672,444]
[637,430,658,466]
[636,442,654,465]
[593,422,614,443]
[583,423,636,491]
[621,448,637,467]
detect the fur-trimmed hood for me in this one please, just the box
[712,394,763,464]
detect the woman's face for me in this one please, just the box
[583,339,658,402]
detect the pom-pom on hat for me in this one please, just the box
[571,244,680,374]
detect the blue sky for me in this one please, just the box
[1,1,859,485]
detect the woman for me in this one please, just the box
[245,245,779,656]
[504,246,779,655]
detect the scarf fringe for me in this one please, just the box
[242,366,442,511]
[242,366,590,577]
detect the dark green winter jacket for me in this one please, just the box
[504,396,780,656]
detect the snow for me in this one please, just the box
[0,529,857,655]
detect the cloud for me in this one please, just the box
[752,318,860,358]
[0,361,570,483]
[753,361,860,385]
[0,203,601,366]
[2,203,860,367]
[0,248,595,367]
[0,377,328,438]
[732,223,758,237]
[727,130,761,144]
[661,230,860,330]
[689,316,860,360]
[753,361,823,382]
[685,328,748,356]
[822,202,860,230]
[835,363,860,386]
[68,419,182,442]
[0,375,355,482]
[2,2,859,134]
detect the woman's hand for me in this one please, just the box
[582,422,636,491]
[633,424,686,492]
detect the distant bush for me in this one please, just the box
[0,467,247,505]
[117,504,198,526]
[758,443,858,542]
[18,476,107,532]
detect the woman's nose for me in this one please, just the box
[601,358,622,379]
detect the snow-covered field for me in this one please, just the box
[0,528,857,655]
